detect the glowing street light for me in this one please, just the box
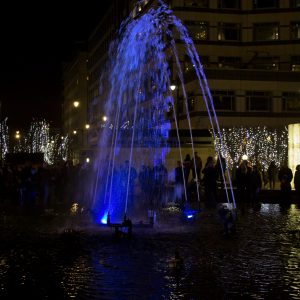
[170,85,177,91]
[73,101,80,108]
[15,131,20,139]
[73,130,77,135]
[85,124,90,129]
[242,154,248,161]
[86,157,90,163]
[102,116,108,122]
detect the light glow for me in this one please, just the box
[288,123,300,187]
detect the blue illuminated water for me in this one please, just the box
[92,0,235,224]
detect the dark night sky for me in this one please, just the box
[0,1,111,132]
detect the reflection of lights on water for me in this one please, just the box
[184,208,199,220]
[260,203,280,214]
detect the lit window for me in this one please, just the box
[291,56,300,71]
[253,23,279,41]
[188,94,195,111]
[185,21,209,40]
[291,22,300,39]
[251,56,279,70]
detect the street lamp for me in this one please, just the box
[170,84,177,91]
[85,124,90,129]
[102,116,108,122]
[15,131,20,139]
[73,101,80,108]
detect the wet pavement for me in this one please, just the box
[0,200,299,299]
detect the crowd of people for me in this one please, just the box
[0,154,299,213]
[0,161,92,213]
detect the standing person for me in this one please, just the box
[183,154,191,184]
[215,155,227,189]
[235,159,251,202]
[278,161,293,201]
[202,156,218,206]
[152,159,168,208]
[267,161,278,190]
[174,161,185,207]
[191,152,202,182]
[249,165,262,202]
[293,165,300,200]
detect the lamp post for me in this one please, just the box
[170,83,180,128]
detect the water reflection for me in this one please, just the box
[0,203,299,299]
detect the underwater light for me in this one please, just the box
[101,214,108,225]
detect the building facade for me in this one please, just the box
[63,0,300,165]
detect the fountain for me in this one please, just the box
[91,0,236,226]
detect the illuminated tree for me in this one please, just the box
[12,119,70,165]
[214,126,288,170]
[0,118,9,161]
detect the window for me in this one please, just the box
[218,23,241,41]
[291,22,300,39]
[282,92,300,111]
[253,23,279,41]
[252,56,279,70]
[184,0,208,7]
[290,0,300,8]
[188,94,195,111]
[218,0,241,9]
[218,57,241,68]
[246,91,272,111]
[253,0,279,8]
[185,21,209,40]
[177,98,184,114]
[184,55,209,73]
[212,90,235,110]
[291,56,300,71]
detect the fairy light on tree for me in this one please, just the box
[214,126,288,170]
[11,119,70,165]
[26,119,50,153]
[44,134,71,164]
[0,118,9,161]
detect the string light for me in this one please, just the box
[214,126,288,170]
[0,118,9,161]
[11,119,70,165]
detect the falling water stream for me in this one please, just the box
[92,0,235,224]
